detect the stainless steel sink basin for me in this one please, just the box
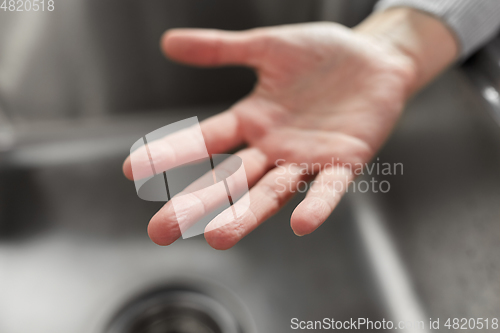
[371,68,500,330]
[0,106,382,333]
[0,69,499,333]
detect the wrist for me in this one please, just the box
[354,7,459,95]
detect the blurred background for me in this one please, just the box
[0,1,498,332]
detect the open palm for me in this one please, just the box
[123,22,416,249]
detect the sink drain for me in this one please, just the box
[106,287,242,333]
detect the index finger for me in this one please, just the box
[123,110,243,180]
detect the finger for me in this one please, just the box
[204,164,307,250]
[290,165,354,236]
[123,110,244,180]
[161,28,266,67]
[147,148,268,246]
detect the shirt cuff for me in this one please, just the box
[375,0,500,58]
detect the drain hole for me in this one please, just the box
[128,303,221,333]
[106,288,241,333]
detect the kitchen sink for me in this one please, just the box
[0,69,499,333]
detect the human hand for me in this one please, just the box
[124,10,457,249]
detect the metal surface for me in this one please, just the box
[0,105,380,333]
[0,0,377,122]
[373,69,500,331]
[0,2,498,332]
[0,0,322,122]
[464,36,500,128]
[105,287,244,333]
[0,70,499,333]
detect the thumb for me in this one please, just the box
[161,28,265,67]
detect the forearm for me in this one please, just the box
[355,8,459,95]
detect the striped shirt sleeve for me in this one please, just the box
[375,0,500,58]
